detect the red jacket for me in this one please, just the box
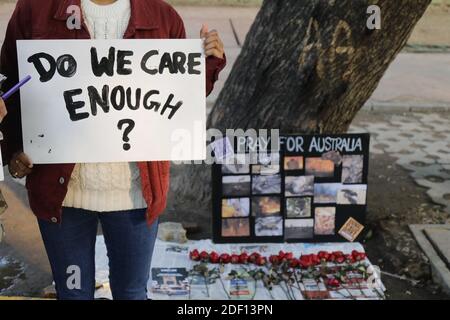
[0,0,225,225]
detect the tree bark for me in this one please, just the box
[168,0,431,217]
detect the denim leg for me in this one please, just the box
[37,207,98,300]
[99,209,158,300]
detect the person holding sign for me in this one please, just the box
[0,0,225,300]
[0,98,8,224]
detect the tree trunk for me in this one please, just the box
[168,0,431,218]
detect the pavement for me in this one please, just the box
[410,224,450,295]
[350,112,450,213]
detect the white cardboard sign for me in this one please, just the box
[17,39,206,164]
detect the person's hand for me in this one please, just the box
[9,152,33,179]
[200,24,224,60]
[0,98,7,123]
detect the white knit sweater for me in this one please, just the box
[63,0,147,212]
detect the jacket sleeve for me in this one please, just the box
[0,0,31,165]
[169,8,226,97]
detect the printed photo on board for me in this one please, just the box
[252,174,282,194]
[284,156,304,171]
[337,184,367,205]
[258,153,280,166]
[285,176,314,197]
[314,207,336,235]
[252,196,281,217]
[314,183,342,204]
[252,164,280,175]
[222,154,250,175]
[305,158,335,177]
[222,218,251,237]
[222,198,250,218]
[342,155,364,183]
[286,197,312,218]
[321,150,343,166]
[222,176,251,197]
[211,136,234,162]
[255,216,283,237]
[338,217,365,242]
[285,219,314,240]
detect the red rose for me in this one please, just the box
[239,253,249,264]
[200,251,209,262]
[327,278,340,288]
[328,254,336,263]
[209,251,220,264]
[332,251,344,258]
[269,255,280,265]
[283,252,294,261]
[219,253,231,264]
[345,254,355,263]
[311,254,320,265]
[189,249,200,261]
[231,254,240,264]
[299,255,313,268]
[335,255,345,264]
[255,256,267,266]
[318,251,330,262]
[248,252,261,264]
[289,258,299,268]
[352,250,366,261]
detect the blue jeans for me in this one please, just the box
[37,207,158,300]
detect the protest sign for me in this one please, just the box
[17,39,206,163]
[212,134,370,243]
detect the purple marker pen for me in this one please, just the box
[1,75,32,101]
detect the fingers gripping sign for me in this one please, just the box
[9,152,34,179]
[200,24,225,60]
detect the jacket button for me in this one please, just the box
[59,177,65,185]
[51,217,58,223]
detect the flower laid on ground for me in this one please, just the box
[188,263,220,299]
[219,253,231,264]
[189,249,200,261]
[188,249,367,270]
[188,249,378,300]
[326,278,341,288]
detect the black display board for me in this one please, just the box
[212,134,370,243]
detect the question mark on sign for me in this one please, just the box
[117,119,135,151]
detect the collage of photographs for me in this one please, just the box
[220,153,283,239]
[216,135,369,243]
[283,152,367,241]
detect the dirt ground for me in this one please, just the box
[358,112,450,300]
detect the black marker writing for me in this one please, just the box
[28,52,77,82]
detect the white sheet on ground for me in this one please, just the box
[94,236,385,300]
